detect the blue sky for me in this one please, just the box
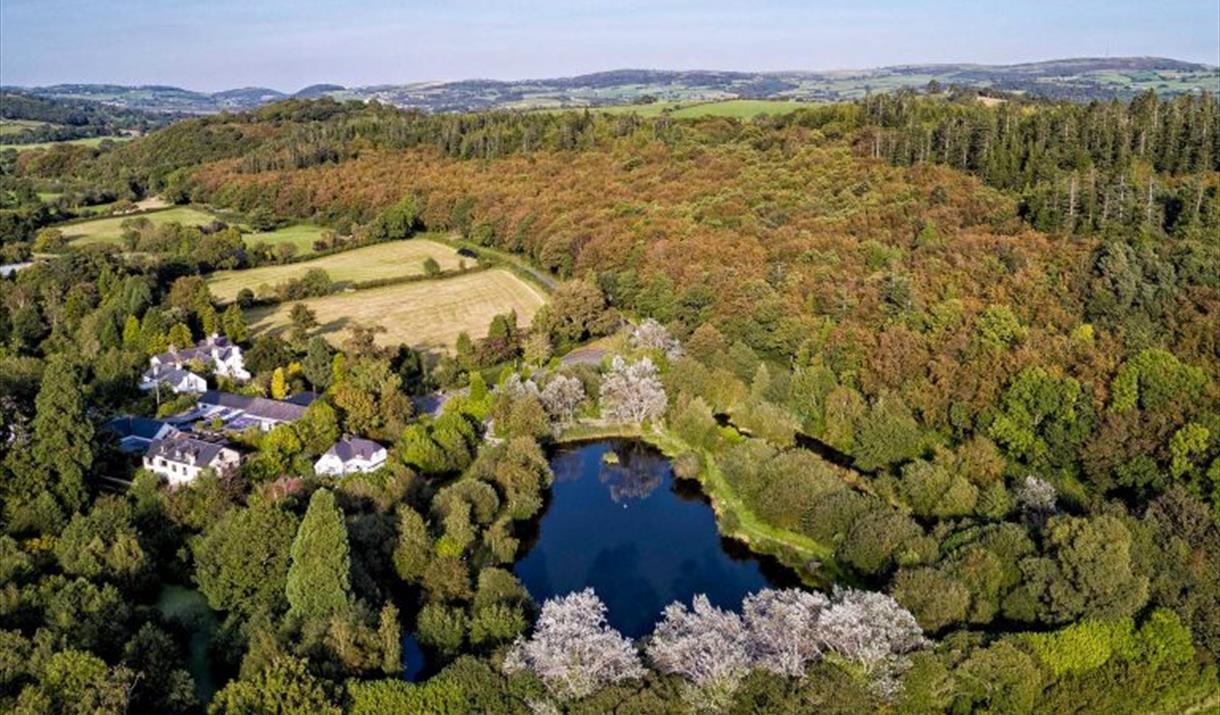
[2,0,1217,91]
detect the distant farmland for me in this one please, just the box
[207,237,466,301]
[62,206,221,243]
[245,268,546,351]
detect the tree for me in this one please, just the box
[209,656,341,715]
[289,303,319,343]
[167,322,193,348]
[270,367,289,400]
[890,568,970,633]
[647,594,752,708]
[32,355,93,512]
[222,303,248,343]
[378,603,403,676]
[422,257,442,277]
[742,588,830,677]
[600,356,667,423]
[539,375,586,425]
[18,649,134,715]
[303,336,334,390]
[55,495,147,586]
[416,603,467,658]
[816,587,928,696]
[392,505,432,584]
[503,588,644,700]
[194,503,299,617]
[286,489,353,621]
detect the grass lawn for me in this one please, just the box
[63,206,221,244]
[0,119,54,135]
[245,268,546,352]
[208,237,466,301]
[244,223,329,255]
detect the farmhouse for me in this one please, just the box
[104,416,177,454]
[314,435,388,476]
[143,432,240,486]
[193,390,314,431]
[139,365,208,394]
[149,334,250,382]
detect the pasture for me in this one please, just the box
[3,135,129,152]
[244,223,329,255]
[207,237,465,301]
[62,206,222,243]
[245,268,547,351]
[591,98,808,119]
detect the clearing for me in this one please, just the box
[207,237,466,301]
[244,223,330,255]
[62,206,222,244]
[245,268,546,351]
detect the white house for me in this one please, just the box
[150,334,251,382]
[143,433,240,486]
[315,435,387,476]
[139,366,208,394]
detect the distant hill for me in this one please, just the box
[8,57,1218,115]
[0,89,173,145]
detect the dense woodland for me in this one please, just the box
[1,89,1218,713]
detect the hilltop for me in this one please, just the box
[5,56,1216,114]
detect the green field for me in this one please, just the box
[244,223,329,255]
[0,119,54,135]
[586,98,809,119]
[62,206,222,244]
[245,268,547,351]
[208,236,466,301]
[1,135,130,152]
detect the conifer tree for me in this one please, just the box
[222,304,248,343]
[286,489,352,621]
[32,355,93,513]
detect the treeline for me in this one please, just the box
[855,90,1220,237]
[0,90,166,145]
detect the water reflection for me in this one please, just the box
[514,439,799,638]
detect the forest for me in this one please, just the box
[0,87,1218,713]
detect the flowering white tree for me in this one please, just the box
[817,587,928,697]
[499,373,541,401]
[742,588,830,677]
[540,375,586,425]
[646,595,752,708]
[1015,475,1057,522]
[503,589,644,700]
[600,356,667,423]
[630,318,683,361]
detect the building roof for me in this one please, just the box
[198,391,308,423]
[105,416,173,441]
[147,433,232,465]
[154,335,239,367]
[148,366,205,386]
[325,435,385,462]
[283,391,320,407]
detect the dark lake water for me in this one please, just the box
[513,438,799,638]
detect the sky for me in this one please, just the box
[2,0,1218,92]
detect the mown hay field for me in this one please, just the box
[62,206,220,243]
[208,237,465,301]
[245,268,546,351]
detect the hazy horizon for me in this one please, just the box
[2,0,1218,93]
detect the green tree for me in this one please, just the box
[209,656,341,715]
[303,336,334,390]
[55,495,147,586]
[378,603,403,676]
[32,355,93,512]
[222,303,248,343]
[393,506,432,583]
[194,503,299,617]
[286,489,353,621]
[422,256,442,277]
[416,603,467,658]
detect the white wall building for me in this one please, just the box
[143,433,240,486]
[314,435,387,476]
[138,366,208,394]
[150,334,251,382]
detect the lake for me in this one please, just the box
[514,438,800,638]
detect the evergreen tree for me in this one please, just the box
[222,303,247,343]
[286,489,353,621]
[303,336,334,390]
[32,355,93,513]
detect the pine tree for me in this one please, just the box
[378,603,402,675]
[200,303,221,337]
[222,304,248,343]
[303,336,333,390]
[286,489,352,621]
[32,355,93,512]
[121,315,142,351]
[167,322,192,349]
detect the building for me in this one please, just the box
[138,365,208,394]
[194,390,314,432]
[143,432,240,486]
[150,334,250,382]
[314,435,388,476]
[104,416,177,454]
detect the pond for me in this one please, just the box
[514,438,800,638]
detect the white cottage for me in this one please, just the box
[139,366,208,394]
[315,435,387,476]
[143,433,240,486]
[149,334,251,382]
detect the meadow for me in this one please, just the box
[244,268,546,351]
[243,223,329,255]
[62,206,221,243]
[207,237,466,300]
[2,135,130,152]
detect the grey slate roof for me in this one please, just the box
[326,435,385,462]
[105,416,173,440]
[147,433,230,465]
[198,391,308,423]
[283,391,320,407]
[154,336,238,366]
